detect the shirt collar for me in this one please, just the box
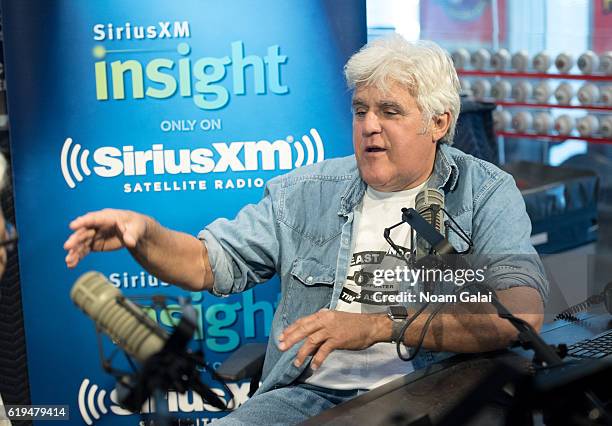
[338,144,459,216]
[428,143,459,192]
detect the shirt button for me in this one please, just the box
[307,276,314,282]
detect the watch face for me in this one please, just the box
[389,305,408,319]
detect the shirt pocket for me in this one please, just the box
[282,258,336,326]
[278,179,345,246]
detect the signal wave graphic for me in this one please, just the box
[290,128,324,168]
[78,378,109,425]
[60,137,91,189]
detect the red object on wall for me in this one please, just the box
[420,0,506,44]
[593,0,612,52]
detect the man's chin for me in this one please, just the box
[361,175,395,192]
[361,174,425,192]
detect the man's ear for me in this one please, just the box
[432,112,451,142]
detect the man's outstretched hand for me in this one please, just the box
[64,209,151,268]
[278,309,391,371]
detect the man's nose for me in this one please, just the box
[362,112,382,135]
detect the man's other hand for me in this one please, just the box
[64,209,151,268]
[278,310,389,371]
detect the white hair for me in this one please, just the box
[344,35,461,145]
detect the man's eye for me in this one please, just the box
[354,110,367,117]
[384,110,399,116]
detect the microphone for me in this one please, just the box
[414,189,449,259]
[403,207,457,256]
[415,189,445,234]
[383,189,472,265]
[70,271,228,414]
[71,271,167,363]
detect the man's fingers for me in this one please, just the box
[279,317,305,340]
[65,250,79,268]
[63,228,96,250]
[69,213,102,231]
[65,242,92,268]
[279,309,336,351]
[64,228,96,268]
[280,309,330,339]
[293,330,328,368]
[279,318,320,351]
[311,342,335,370]
[64,209,147,269]
[120,223,138,248]
[69,209,119,231]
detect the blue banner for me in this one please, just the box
[1,1,365,423]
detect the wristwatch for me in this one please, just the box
[387,305,409,343]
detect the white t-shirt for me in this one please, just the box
[304,182,426,390]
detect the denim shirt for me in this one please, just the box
[198,144,548,395]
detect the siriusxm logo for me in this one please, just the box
[92,21,191,42]
[78,378,128,425]
[60,129,324,189]
[77,377,250,425]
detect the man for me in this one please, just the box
[64,35,547,424]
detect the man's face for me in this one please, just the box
[352,82,442,192]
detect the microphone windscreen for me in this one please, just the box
[415,188,445,235]
[414,188,446,260]
[71,271,167,363]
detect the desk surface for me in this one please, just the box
[302,312,612,426]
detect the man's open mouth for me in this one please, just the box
[365,147,386,153]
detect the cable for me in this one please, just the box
[395,279,499,362]
[396,301,431,361]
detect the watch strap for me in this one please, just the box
[391,319,406,344]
